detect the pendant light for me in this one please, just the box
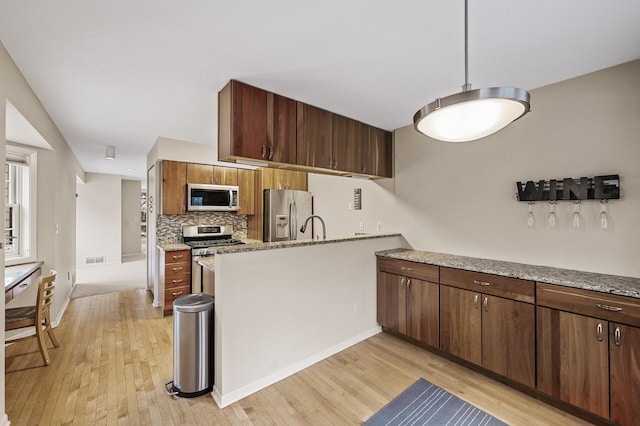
[413,0,531,142]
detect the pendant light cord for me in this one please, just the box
[463,0,471,91]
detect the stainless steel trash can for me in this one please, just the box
[165,293,214,398]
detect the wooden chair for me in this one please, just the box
[5,270,60,366]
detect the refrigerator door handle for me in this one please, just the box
[290,201,298,240]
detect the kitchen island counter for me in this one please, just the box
[376,249,640,299]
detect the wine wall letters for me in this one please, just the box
[516,174,619,202]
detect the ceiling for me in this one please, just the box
[1,1,639,181]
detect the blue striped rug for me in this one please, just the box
[364,378,507,426]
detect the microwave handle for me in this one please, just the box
[229,189,233,209]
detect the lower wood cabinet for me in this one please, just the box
[439,285,535,387]
[377,258,439,348]
[439,267,536,388]
[160,249,191,316]
[537,283,640,425]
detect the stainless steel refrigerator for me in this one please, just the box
[263,189,313,242]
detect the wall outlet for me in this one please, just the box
[359,222,364,232]
[377,222,382,231]
[354,302,360,314]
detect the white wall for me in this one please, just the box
[394,59,640,277]
[76,173,122,264]
[121,179,142,256]
[213,235,407,407]
[308,173,397,237]
[1,41,85,422]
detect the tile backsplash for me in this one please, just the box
[156,212,248,244]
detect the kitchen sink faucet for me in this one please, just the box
[300,215,326,240]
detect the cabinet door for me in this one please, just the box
[187,163,214,184]
[237,169,255,215]
[440,285,481,365]
[364,126,392,178]
[482,295,535,387]
[610,323,640,425]
[407,278,439,348]
[537,307,609,419]
[332,114,363,173]
[231,81,268,160]
[161,161,187,215]
[377,272,405,334]
[267,92,297,163]
[296,102,332,169]
[213,166,238,185]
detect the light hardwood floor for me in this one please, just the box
[5,289,593,425]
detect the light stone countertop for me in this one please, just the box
[376,249,640,299]
[157,243,191,252]
[212,233,402,255]
[197,257,215,270]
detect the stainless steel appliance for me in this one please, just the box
[187,183,239,212]
[182,225,244,294]
[263,189,313,242]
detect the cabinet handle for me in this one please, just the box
[262,145,267,159]
[595,303,623,312]
[171,291,183,297]
[171,279,183,284]
[19,282,29,289]
[269,145,274,160]
[400,277,405,290]
[407,279,411,291]
[596,323,603,342]
[362,163,367,174]
[473,294,479,310]
[483,296,488,312]
[172,266,184,272]
[172,255,184,260]
[473,280,491,287]
[614,326,621,346]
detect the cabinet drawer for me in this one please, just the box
[537,283,640,327]
[441,267,534,303]
[165,262,190,277]
[165,275,190,289]
[164,286,190,307]
[378,258,439,282]
[165,250,190,263]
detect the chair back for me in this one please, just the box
[36,270,56,326]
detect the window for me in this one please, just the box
[5,146,37,263]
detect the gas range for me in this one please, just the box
[182,224,244,256]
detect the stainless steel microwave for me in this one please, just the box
[187,183,239,212]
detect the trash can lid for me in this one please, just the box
[173,293,214,313]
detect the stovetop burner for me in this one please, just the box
[182,224,245,255]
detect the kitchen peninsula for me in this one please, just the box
[206,233,405,407]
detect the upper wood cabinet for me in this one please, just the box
[218,80,268,161]
[332,113,364,174]
[237,169,255,215]
[266,92,297,163]
[161,161,187,215]
[163,161,254,215]
[296,102,333,169]
[219,80,393,178]
[364,125,393,178]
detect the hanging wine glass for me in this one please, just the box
[600,199,609,230]
[547,201,557,228]
[572,200,581,229]
[527,201,535,227]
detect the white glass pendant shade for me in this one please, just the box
[414,87,530,142]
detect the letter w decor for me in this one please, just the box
[516,174,619,202]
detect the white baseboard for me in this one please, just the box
[212,326,382,408]
[52,291,71,328]
[0,412,10,425]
